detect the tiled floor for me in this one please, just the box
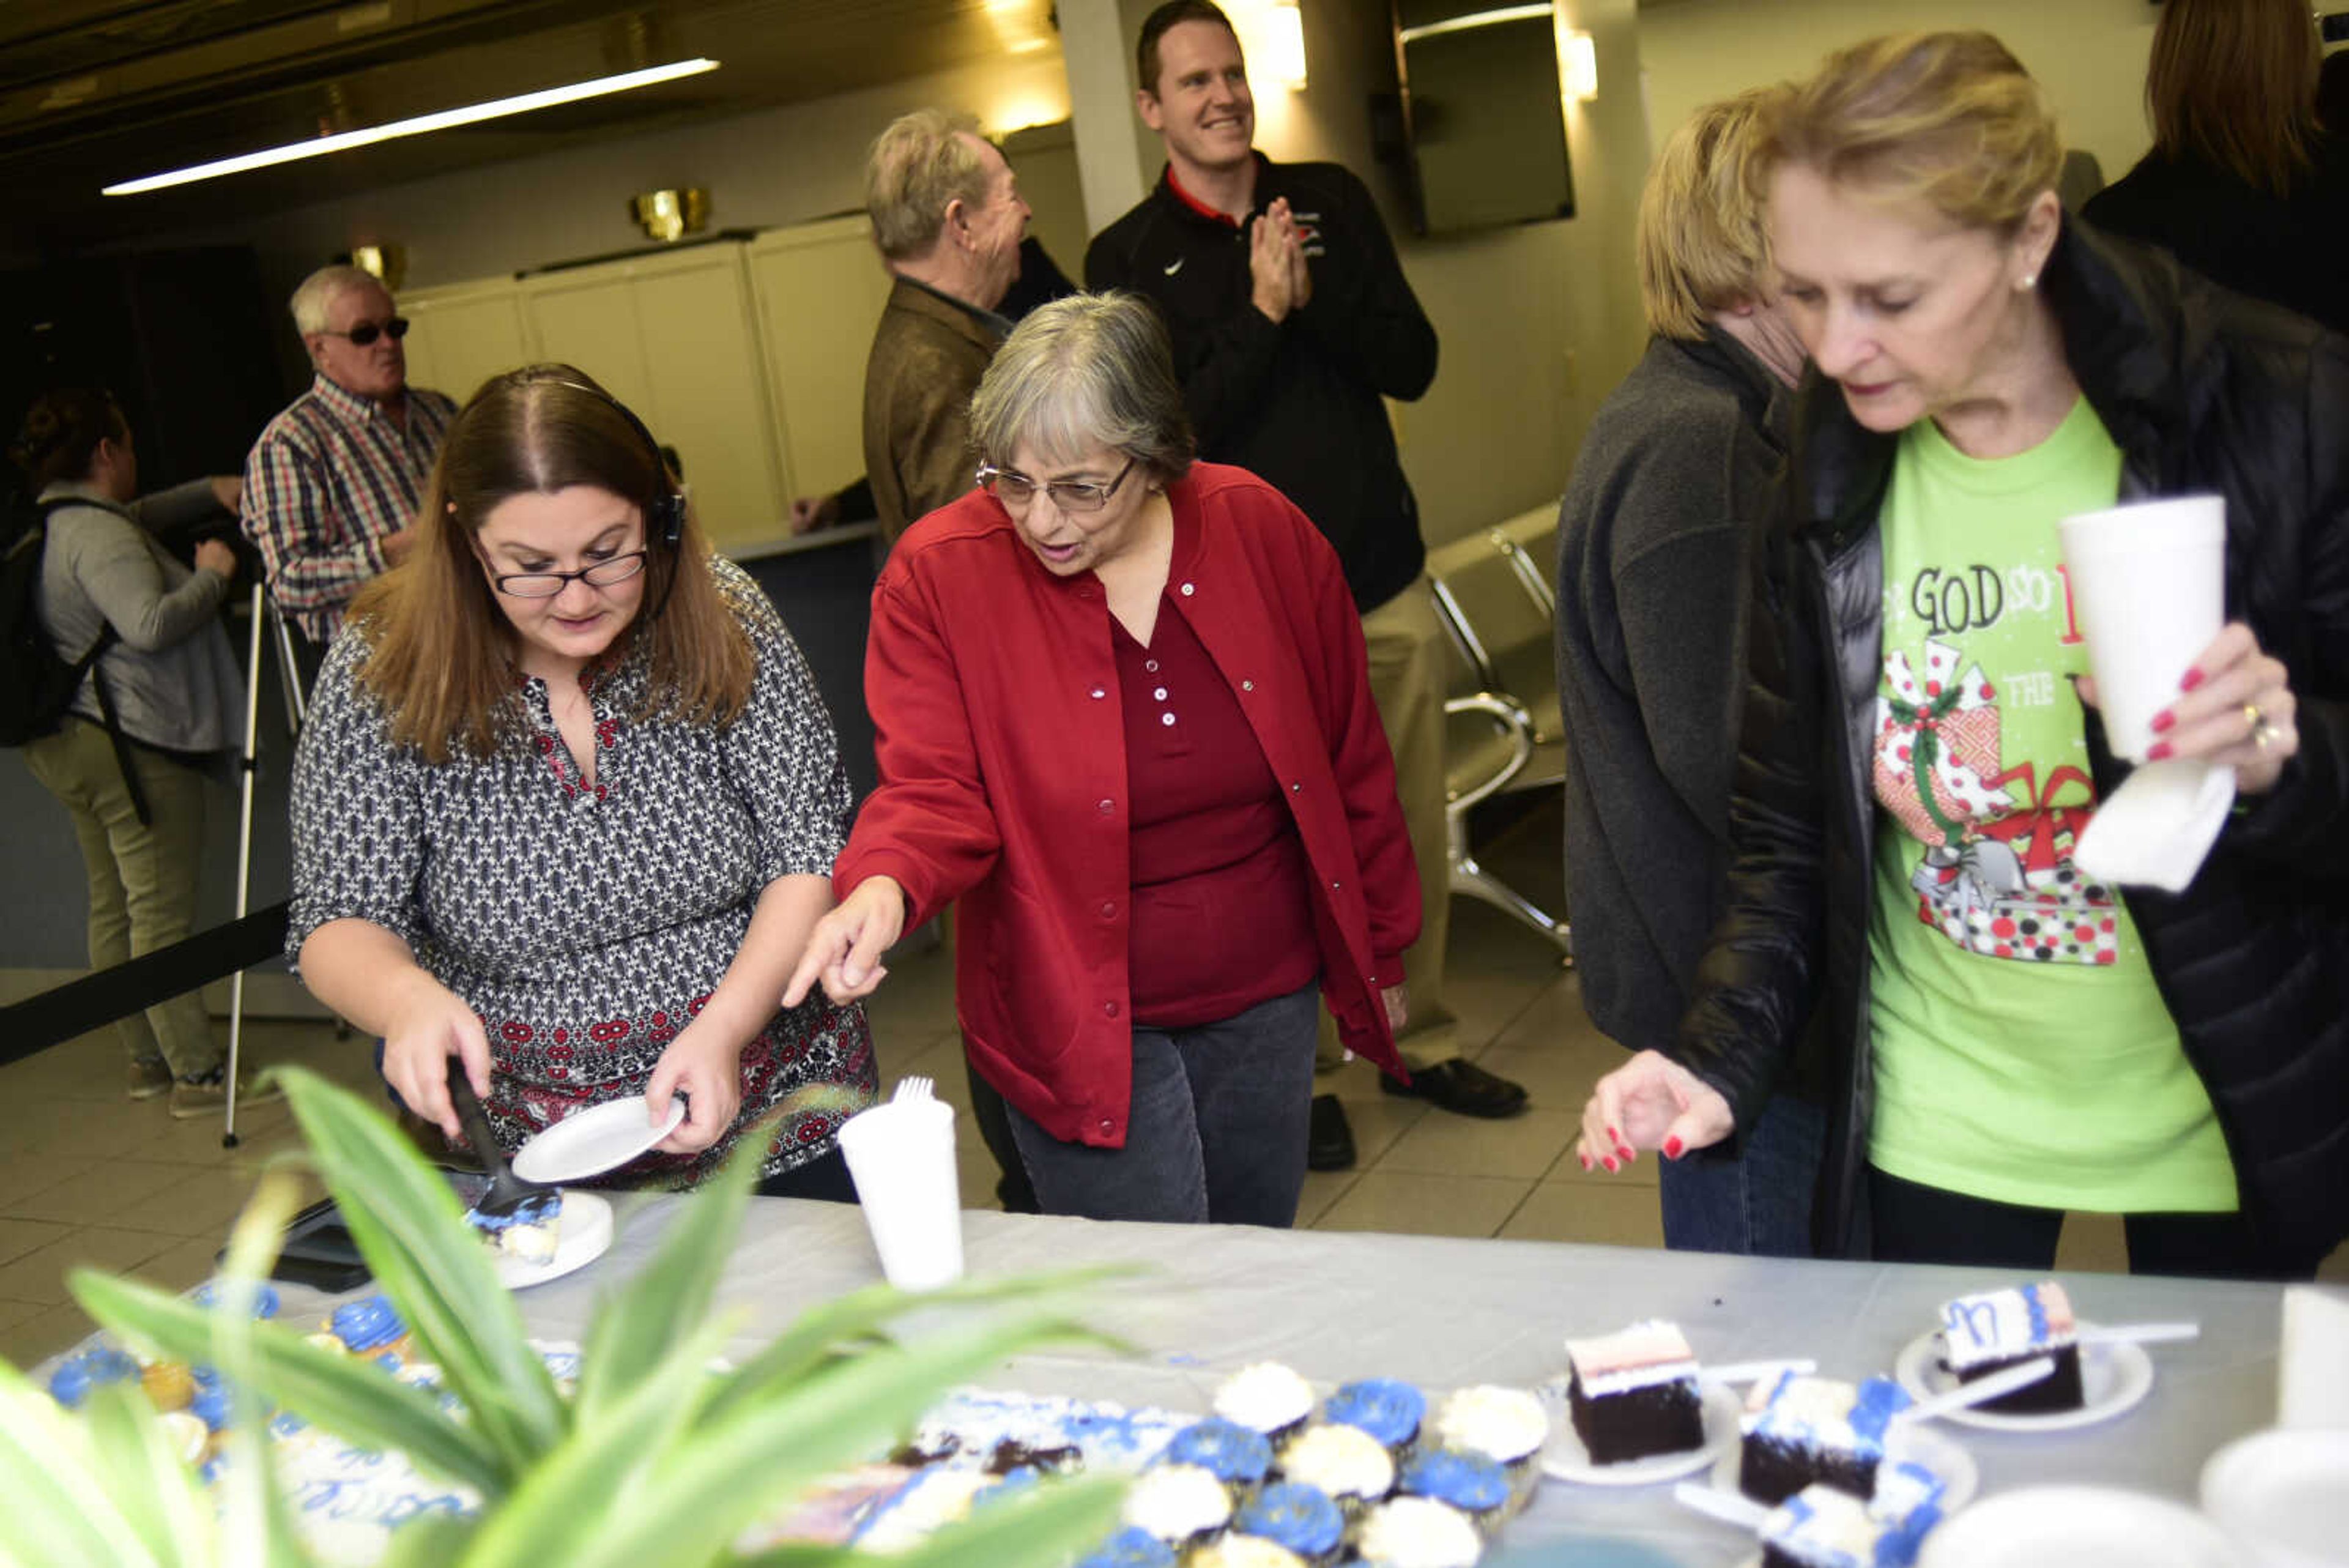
[3,803,2333,1371]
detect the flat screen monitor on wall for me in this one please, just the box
[1392,1,1575,236]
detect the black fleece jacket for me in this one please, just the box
[1085,154,1438,614]
[1677,219,2349,1268]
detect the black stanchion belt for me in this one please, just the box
[0,901,289,1068]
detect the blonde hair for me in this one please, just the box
[2147,0,2320,195]
[1638,87,1789,341]
[349,366,753,764]
[864,109,993,262]
[1756,31,2063,234]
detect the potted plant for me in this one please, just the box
[0,1067,1129,1567]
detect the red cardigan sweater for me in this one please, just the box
[836,463,1419,1147]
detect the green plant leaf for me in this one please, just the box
[572,1117,766,1429]
[275,1067,562,1470]
[561,1311,1118,1568]
[886,1474,1127,1568]
[0,1357,167,1568]
[373,1514,480,1568]
[702,1263,1143,1425]
[451,1309,744,1568]
[78,1381,217,1567]
[70,1270,505,1497]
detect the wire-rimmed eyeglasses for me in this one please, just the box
[976,458,1137,513]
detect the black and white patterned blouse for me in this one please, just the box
[287,557,876,1186]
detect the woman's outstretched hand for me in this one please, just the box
[783,875,907,1008]
[1575,1049,1735,1173]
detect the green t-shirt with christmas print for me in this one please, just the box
[1866,396,2235,1215]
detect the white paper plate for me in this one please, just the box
[1537,1379,1741,1487]
[491,1191,612,1290]
[1893,1326,2154,1432]
[2199,1427,2349,1568]
[1705,1412,1980,1515]
[1918,1486,2240,1568]
[510,1095,686,1183]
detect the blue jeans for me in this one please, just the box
[1658,1093,1827,1257]
[1004,981,1319,1227]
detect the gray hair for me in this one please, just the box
[969,292,1195,483]
[290,264,388,335]
[864,109,992,262]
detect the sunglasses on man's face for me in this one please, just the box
[320,316,410,347]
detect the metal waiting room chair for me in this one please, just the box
[1425,505,1573,959]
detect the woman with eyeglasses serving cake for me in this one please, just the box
[787,292,1417,1225]
[288,365,877,1195]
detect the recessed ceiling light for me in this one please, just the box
[103,57,720,196]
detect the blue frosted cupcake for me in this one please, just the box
[1326,1378,1427,1462]
[1164,1417,1275,1496]
[1398,1449,1510,1536]
[1075,1526,1179,1568]
[328,1295,409,1358]
[1233,1481,1346,1568]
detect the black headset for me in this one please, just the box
[549,379,686,549]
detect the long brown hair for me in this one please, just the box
[2147,0,2321,195]
[350,365,754,763]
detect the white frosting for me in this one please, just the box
[1432,1386,1548,1465]
[1195,1536,1308,1568]
[1122,1463,1234,1542]
[1936,1281,2077,1372]
[158,1410,209,1465]
[1357,1496,1485,1567]
[1279,1422,1396,1501]
[858,1467,993,1553]
[1563,1320,1699,1397]
[1214,1362,1316,1436]
[1762,1484,1883,1566]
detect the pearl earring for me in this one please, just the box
[2020,273,2038,290]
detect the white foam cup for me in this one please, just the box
[2057,496,2226,761]
[834,1098,964,1290]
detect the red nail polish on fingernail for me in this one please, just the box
[2147,740,2173,760]
[1603,1156,1619,1173]
[1664,1136,1684,1159]
[2150,710,2175,734]
[2180,668,2205,692]
[1579,1153,1592,1171]
[1606,1125,1620,1142]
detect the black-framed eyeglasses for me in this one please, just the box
[976,457,1137,514]
[321,316,410,346]
[490,551,649,598]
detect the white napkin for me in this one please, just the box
[2073,759,2236,893]
[2280,1285,2349,1429]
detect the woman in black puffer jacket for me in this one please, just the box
[1573,31,2348,1277]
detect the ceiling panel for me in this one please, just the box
[8,0,1061,253]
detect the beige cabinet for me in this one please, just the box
[396,278,529,410]
[519,244,786,552]
[746,217,893,507]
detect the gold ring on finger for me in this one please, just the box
[2255,721,2278,751]
[2244,702,2265,737]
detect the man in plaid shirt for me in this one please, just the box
[239,264,458,645]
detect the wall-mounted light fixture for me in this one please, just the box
[631,188,710,243]
[345,243,407,291]
[1264,0,1308,90]
[1561,28,1598,103]
[103,58,720,196]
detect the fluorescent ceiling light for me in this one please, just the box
[104,57,719,196]
[1397,4,1552,47]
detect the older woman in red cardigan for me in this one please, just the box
[787,290,1416,1225]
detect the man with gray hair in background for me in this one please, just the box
[240,263,456,646]
[860,108,1032,546]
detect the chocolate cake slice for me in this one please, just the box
[1562,1320,1705,1465]
[1737,1371,1911,1506]
[1935,1280,2083,1414]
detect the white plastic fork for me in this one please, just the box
[892,1075,935,1104]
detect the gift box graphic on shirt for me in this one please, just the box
[1874,638,2120,966]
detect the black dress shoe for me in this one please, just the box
[1381,1058,1529,1119]
[1308,1093,1356,1171]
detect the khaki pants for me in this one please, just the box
[1318,577,1454,1074]
[24,717,221,1079]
